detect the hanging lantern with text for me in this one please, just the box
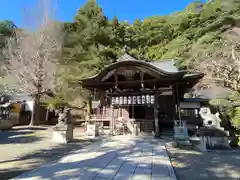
[119,96,123,105]
[146,95,150,104]
[150,95,155,104]
[115,97,119,104]
[128,96,132,104]
[142,95,146,104]
[137,96,141,104]
[112,97,116,105]
[123,97,127,105]
[111,94,155,105]
[133,96,136,105]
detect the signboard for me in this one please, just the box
[111,95,155,105]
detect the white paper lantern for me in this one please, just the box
[133,96,136,105]
[123,97,127,104]
[119,96,123,105]
[146,95,150,104]
[142,95,146,104]
[111,97,116,105]
[128,96,132,105]
[115,97,119,105]
[137,96,141,104]
[150,95,155,104]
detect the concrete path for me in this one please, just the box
[11,136,177,180]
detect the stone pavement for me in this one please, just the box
[11,136,177,180]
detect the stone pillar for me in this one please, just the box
[109,106,114,135]
[154,94,160,137]
[173,120,189,140]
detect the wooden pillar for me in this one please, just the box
[140,72,144,89]
[154,94,160,137]
[132,104,134,119]
[87,97,92,120]
[114,73,118,89]
[175,85,181,120]
[110,105,114,135]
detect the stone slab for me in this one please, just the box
[93,177,111,180]
[11,137,176,180]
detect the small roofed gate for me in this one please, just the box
[80,51,204,137]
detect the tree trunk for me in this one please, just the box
[29,95,41,126]
[45,108,49,124]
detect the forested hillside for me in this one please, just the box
[1,0,240,99]
[59,0,240,131]
[0,0,239,132]
[61,0,240,79]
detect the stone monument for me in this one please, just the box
[174,120,189,140]
[86,122,99,138]
[52,107,74,144]
[198,107,230,150]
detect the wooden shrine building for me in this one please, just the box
[80,52,204,136]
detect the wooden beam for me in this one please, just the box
[154,94,160,137]
[140,72,144,88]
[114,72,118,89]
[175,85,181,120]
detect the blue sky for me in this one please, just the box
[0,0,205,27]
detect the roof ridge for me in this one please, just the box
[116,53,138,62]
[149,59,176,63]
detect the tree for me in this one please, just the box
[197,28,240,128]
[0,21,16,49]
[2,0,63,125]
[199,39,240,93]
[61,0,119,102]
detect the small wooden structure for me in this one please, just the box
[80,52,204,137]
[0,102,16,130]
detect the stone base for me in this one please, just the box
[9,112,20,125]
[199,136,230,151]
[0,120,14,130]
[86,124,99,137]
[52,125,74,144]
[132,122,140,136]
[174,127,189,140]
[176,139,192,146]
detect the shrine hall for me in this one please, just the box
[80,52,204,136]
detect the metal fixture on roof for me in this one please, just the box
[124,45,129,53]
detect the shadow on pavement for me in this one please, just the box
[0,138,97,180]
[167,144,240,180]
[8,138,171,180]
[0,130,44,145]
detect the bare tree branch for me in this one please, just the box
[197,36,240,94]
[1,0,63,125]
[2,0,62,96]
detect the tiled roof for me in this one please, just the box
[117,53,180,73]
[148,60,179,73]
[116,53,138,62]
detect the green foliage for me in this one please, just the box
[43,96,67,109]
[231,107,240,129]
[59,0,240,102]
[228,92,240,129]
[210,91,240,130]
[0,20,16,49]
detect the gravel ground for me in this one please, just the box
[166,144,240,180]
[1,127,239,180]
[0,126,96,180]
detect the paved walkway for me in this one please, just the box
[11,136,177,180]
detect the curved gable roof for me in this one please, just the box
[80,53,204,85]
[81,53,187,82]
